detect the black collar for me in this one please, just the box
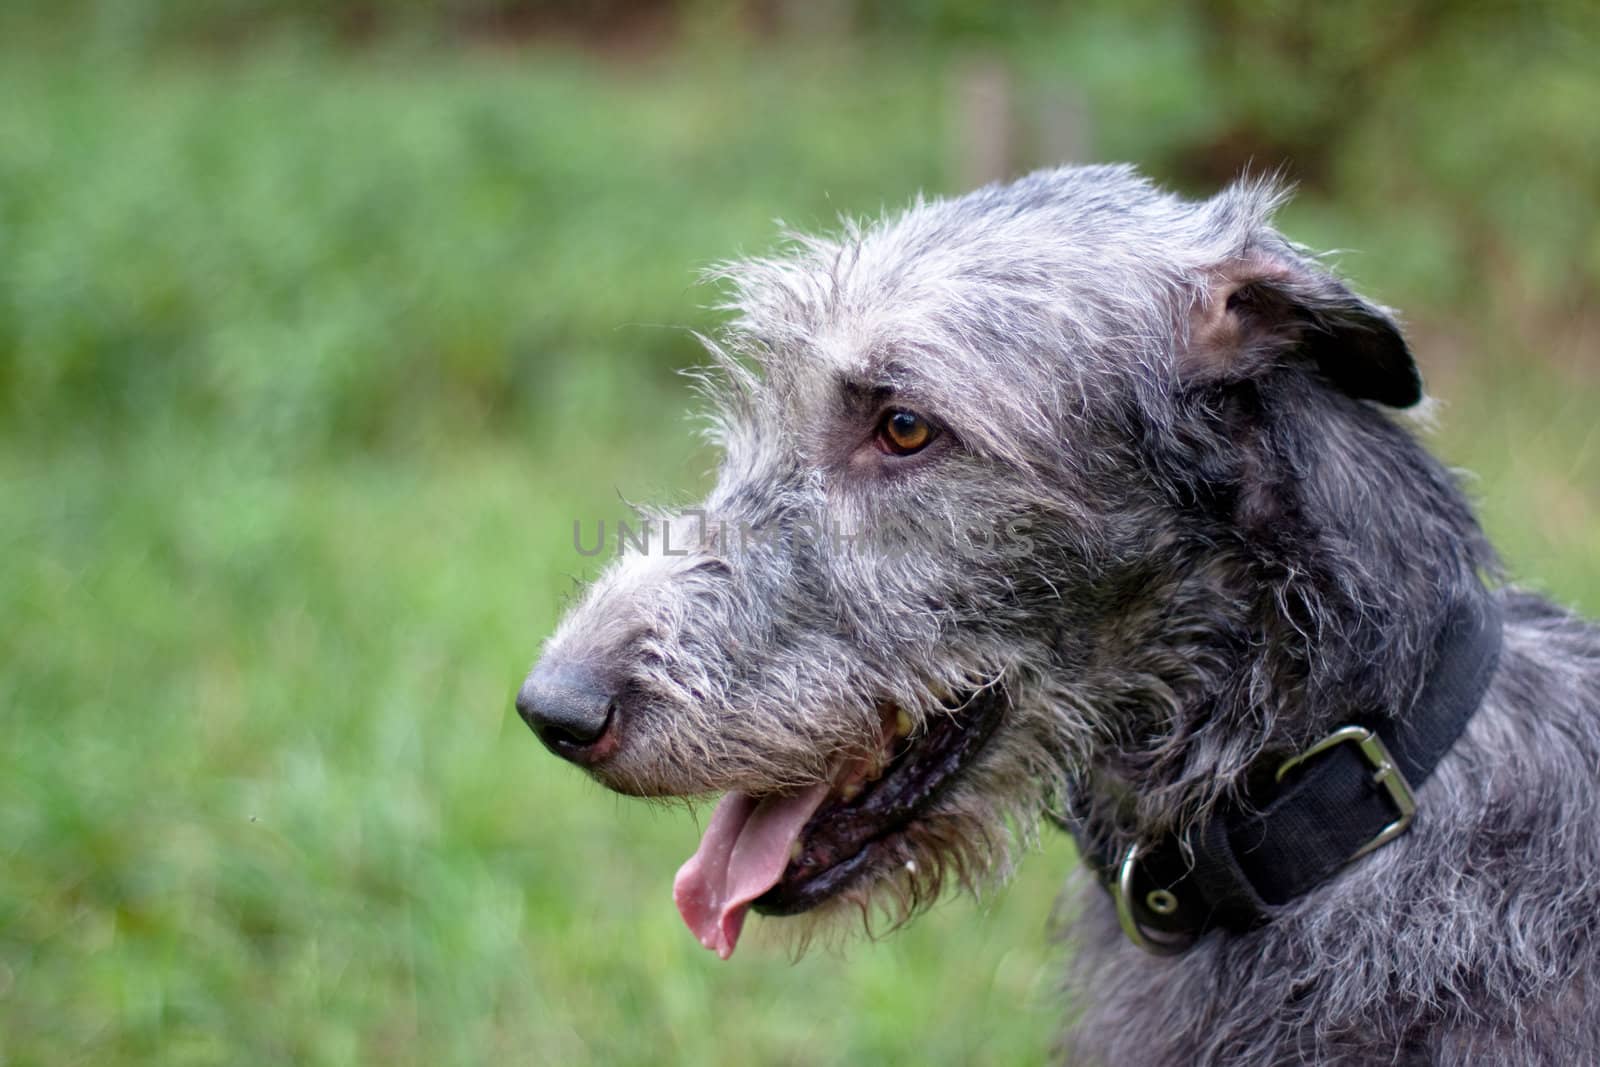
[1075,591,1504,954]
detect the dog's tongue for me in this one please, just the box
[673,783,831,959]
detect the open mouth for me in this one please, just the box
[672,685,1007,958]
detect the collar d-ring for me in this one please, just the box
[1115,844,1197,956]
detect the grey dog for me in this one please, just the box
[517,164,1600,1065]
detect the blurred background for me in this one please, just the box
[2,2,1596,1064]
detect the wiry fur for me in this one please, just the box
[526,164,1600,1064]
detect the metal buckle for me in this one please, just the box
[1114,845,1196,956]
[1276,725,1417,862]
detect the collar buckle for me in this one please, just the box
[1276,725,1418,862]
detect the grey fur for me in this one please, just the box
[524,164,1600,1064]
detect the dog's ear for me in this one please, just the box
[1180,247,1422,408]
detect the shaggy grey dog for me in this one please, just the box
[517,164,1600,1065]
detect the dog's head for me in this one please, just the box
[518,165,1460,957]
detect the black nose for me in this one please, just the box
[516,660,618,764]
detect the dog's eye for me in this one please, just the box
[876,410,937,456]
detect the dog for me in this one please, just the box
[517,165,1600,1065]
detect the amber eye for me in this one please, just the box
[877,409,937,456]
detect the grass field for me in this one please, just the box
[2,33,1597,1067]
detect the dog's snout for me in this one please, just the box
[516,660,619,765]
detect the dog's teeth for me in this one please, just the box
[838,780,862,802]
[895,708,914,738]
[904,859,917,874]
[790,839,804,863]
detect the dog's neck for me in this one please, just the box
[1068,379,1499,847]
[1067,584,1503,952]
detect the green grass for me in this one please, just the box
[2,34,1597,1067]
[0,47,950,454]
[1,430,1079,1065]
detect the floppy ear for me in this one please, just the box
[1180,246,1423,408]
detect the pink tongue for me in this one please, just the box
[672,783,832,959]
